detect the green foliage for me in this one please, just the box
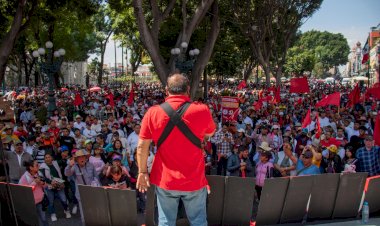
[207,0,253,79]
[109,0,150,73]
[285,30,349,77]
[25,0,100,60]
[284,46,315,76]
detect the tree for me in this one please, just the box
[132,0,220,98]
[284,46,315,76]
[285,30,350,77]
[207,0,254,82]
[0,0,37,86]
[109,1,149,76]
[1,0,99,87]
[232,0,322,86]
[92,4,113,85]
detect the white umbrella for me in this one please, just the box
[353,76,368,81]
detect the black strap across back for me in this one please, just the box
[157,102,202,149]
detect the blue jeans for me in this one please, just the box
[45,188,68,214]
[156,186,207,226]
[36,203,48,226]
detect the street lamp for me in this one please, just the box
[170,42,200,75]
[33,41,65,117]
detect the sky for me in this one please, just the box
[95,0,380,66]
[300,0,380,47]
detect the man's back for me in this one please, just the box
[140,95,215,191]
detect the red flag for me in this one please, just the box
[347,84,361,108]
[237,80,247,90]
[302,109,312,129]
[315,114,322,139]
[289,77,310,93]
[366,83,380,100]
[73,93,83,106]
[268,86,276,93]
[362,37,369,64]
[253,100,263,111]
[106,92,115,107]
[374,114,380,146]
[127,86,135,106]
[297,98,303,105]
[274,86,281,103]
[315,92,341,107]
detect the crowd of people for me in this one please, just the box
[0,78,379,225]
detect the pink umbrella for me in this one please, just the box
[61,87,68,92]
[89,86,101,92]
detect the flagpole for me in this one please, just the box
[367,33,370,87]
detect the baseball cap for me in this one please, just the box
[302,150,313,159]
[60,145,69,152]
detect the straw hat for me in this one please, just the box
[258,142,272,152]
[74,149,89,158]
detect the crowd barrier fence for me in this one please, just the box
[1,172,380,226]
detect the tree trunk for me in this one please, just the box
[263,65,271,87]
[133,0,216,91]
[243,59,255,81]
[34,70,39,87]
[85,72,90,88]
[23,51,29,86]
[0,0,28,86]
[275,64,283,87]
[17,53,22,85]
[98,54,104,85]
[190,2,220,98]
[133,0,170,85]
[98,43,105,85]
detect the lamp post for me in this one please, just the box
[32,41,65,117]
[170,42,200,75]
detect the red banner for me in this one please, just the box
[221,96,240,122]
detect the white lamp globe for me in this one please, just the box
[170,49,176,55]
[189,50,194,56]
[32,50,40,58]
[174,48,181,55]
[58,48,66,56]
[45,41,53,49]
[37,48,46,55]
[193,49,200,55]
[180,42,188,49]
[53,51,60,58]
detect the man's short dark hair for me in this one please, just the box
[166,74,189,95]
[238,145,248,153]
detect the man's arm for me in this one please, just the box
[136,138,151,193]
[136,139,151,173]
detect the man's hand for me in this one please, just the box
[284,148,292,157]
[136,173,150,193]
[69,158,75,167]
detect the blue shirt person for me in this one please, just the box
[356,136,380,176]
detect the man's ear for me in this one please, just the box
[187,86,190,95]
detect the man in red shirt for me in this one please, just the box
[137,73,215,226]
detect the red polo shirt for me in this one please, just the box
[139,95,215,191]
